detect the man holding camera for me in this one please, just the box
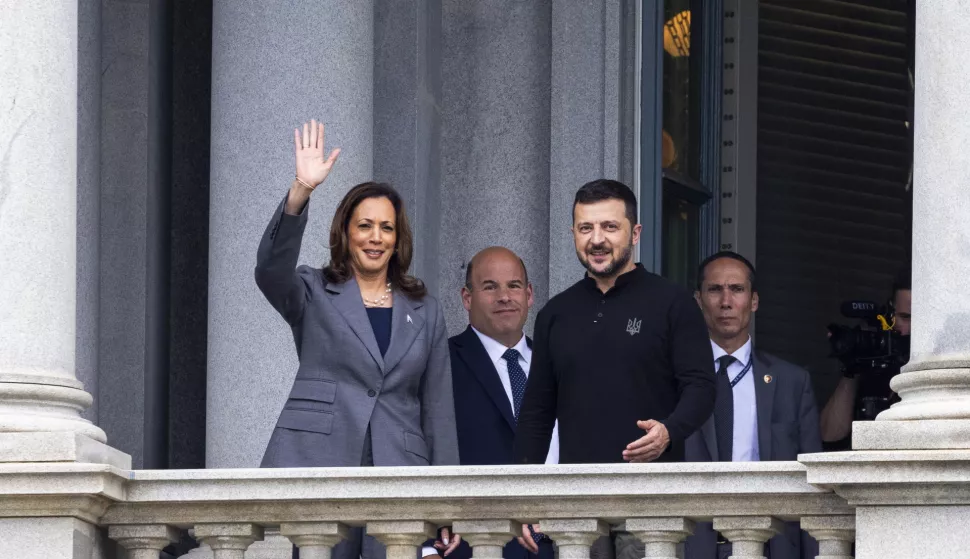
[820,266,912,445]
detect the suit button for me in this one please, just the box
[367,389,376,397]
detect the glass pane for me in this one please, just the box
[662,0,697,179]
[662,191,700,288]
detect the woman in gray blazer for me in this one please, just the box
[256,120,461,558]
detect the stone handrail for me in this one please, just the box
[0,462,855,558]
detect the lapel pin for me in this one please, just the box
[764,374,772,384]
[406,314,413,324]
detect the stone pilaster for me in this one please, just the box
[205,0,375,468]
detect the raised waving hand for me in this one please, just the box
[286,119,340,214]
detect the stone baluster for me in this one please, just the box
[245,528,297,558]
[452,520,518,559]
[109,525,180,559]
[540,519,610,559]
[194,524,264,559]
[801,516,855,559]
[281,522,350,559]
[367,521,437,559]
[711,517,783,559]
[626,518,695,559]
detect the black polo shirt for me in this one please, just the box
[514,264,716,464]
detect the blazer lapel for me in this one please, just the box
[754,351,776,461]
[382,291,425,374]
[326,278,385,372]
[456,327,516,430]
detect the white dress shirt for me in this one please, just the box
[711,337,760,462]
[472,327,560,464]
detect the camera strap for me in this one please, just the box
[730,358,754,388]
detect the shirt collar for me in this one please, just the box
[581,263,646,294]
[471,326,531,368]
[711,336,752,367]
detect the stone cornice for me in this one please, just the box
[801,450,970,505]
[0,462,854,527]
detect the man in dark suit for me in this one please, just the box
[686,251,822,559]
[440,246,556,559]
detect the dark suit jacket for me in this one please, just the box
[444,327,554,559]
[684,350,822,559]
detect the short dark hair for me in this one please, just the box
[892,263,911,298]
[696,251,757,292]
[465,255,529,289]
[573,179,638,226]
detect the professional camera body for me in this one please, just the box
[827,300,911,420]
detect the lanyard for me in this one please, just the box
[729,358,753,388]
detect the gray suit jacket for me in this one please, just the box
[684,350,822,559]
[255,196,459,468]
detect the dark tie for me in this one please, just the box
[714,355,736,462]
[503,348,527,421]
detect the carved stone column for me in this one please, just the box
[194,524,263,559]
[540,519,610,559]
[626,518,695,559]
[712,517,783,559]
[801,516,854,559]
[367,521,437,559]
[109,525,180,559]
[453,520,517,559]
[281,522,350,559]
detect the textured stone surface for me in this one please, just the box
[437,0,552,336]
[548,0,636,298]
[206,0,374,468]
[76,0,103,425]
[97,0,154,467]
[373,0,442,294]
[243,529,294,559]
[0,517,100,559]
[0,432,131,468]
[0,1,79,383]
[0,0,108,444]
[856,505,970,559]
[101,462,849,526]
[868,0,970,447]
[854,418,970,450]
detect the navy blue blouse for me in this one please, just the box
[366,307,393,356]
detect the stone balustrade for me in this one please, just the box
[0,462,856,558]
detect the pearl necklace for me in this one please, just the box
[363,283,392,307]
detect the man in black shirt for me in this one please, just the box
[514,179,715,465]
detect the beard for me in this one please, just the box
[578,241,634,279]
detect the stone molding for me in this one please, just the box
[801,449,970,505]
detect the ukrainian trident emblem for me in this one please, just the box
[626,317,642,336]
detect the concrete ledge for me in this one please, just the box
[801,449,970,505]
[853,419,970,450]
[0,432,131,469]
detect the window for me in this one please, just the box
[641,0,722,287]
